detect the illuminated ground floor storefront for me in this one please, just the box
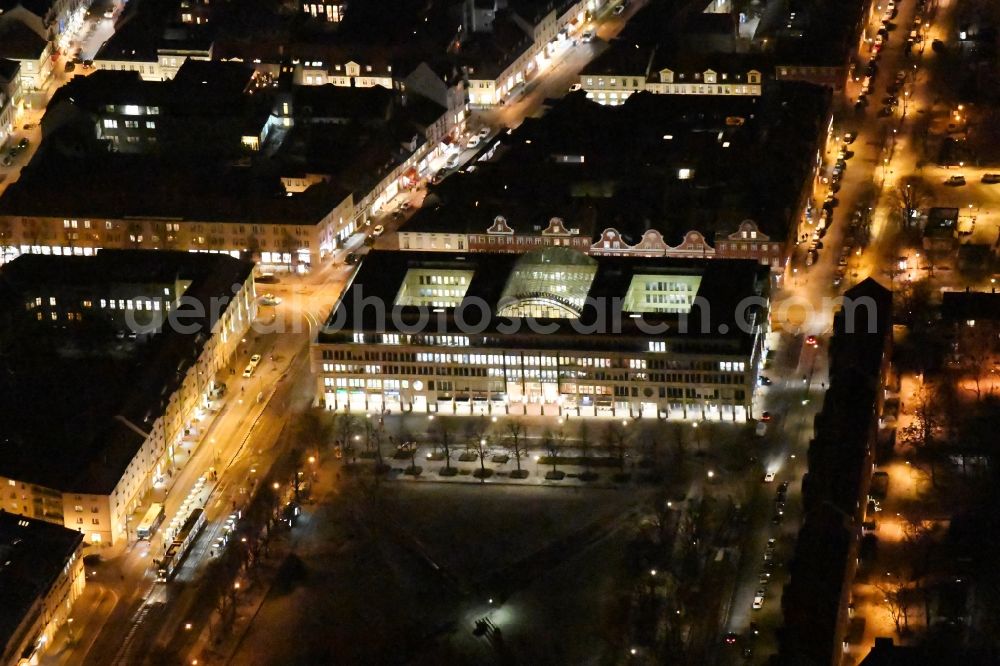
[322,387,751,422]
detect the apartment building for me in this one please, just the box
[0,514,86,666]
[0,250,256,546]
[0,59,19,148]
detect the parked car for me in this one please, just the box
[259,293,281,306]
[345,252,359,265]
[478,127,491,139]
[446,153,461,169]
[945,175,966,186]
[582,30,595,42]
[981,173,1000,184]
[372,224,385,236]
[466,135,481,149]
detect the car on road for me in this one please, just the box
[466,135,481,149]
[372,224,385,237]
[22,123,35,130]
[478,127,491,139]
[806,335,819,347]
[259,293,281,306]
[771,512,783,525]
[779,481,789,492]
[724,632,739,645]
[243,363,257,378]
[982,174,1000,184]
[19,138,30,152]
[763,471,776,483]
[775,501,785,515]
[945,175,967,186]
[759,375,772,386]
[752,590,765,609]
[760,411,772,422]
[582,30,595,42]
[843,131,856,144]
[345,252,359,265]
[397,201,412,212]
[1,155,10,167]
[446,153,461,169]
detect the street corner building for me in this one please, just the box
[0,513,86,666]
[313,248,771,421]
[0,250,256,548]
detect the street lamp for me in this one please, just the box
[272,482,280,490]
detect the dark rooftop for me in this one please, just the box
[0,57,19,83]
[406,85,829,245]
[941,290,1000,322]
[0,250,254,495]
[0,150,350,224]
[319,248,770,354]
[0,512,83,655]
[0,19,47,60]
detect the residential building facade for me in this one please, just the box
[0,251,256,546]
[0,514,86,666]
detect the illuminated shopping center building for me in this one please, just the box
[314,248,770,421]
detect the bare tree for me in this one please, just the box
[295,406,332,462]
[955,321,994,401]
[333,409,358,463]
[472,433,492,480]
[578,421,592,473]
[542,428,567,476]
[502,418,529,476]
[874,579,913,634]
[899,383,946,487]
[602,421,630,473]
[432,418,456,474]
[891,175,932,227]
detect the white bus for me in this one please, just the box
[136,502,165,540]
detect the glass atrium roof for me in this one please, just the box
[497,247,598,319]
